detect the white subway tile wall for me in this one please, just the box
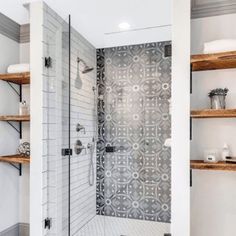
[42,4,97,236]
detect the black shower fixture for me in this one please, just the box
[77,57,94,74]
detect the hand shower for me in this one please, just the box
[87,86,98,186]
[87,141,95,186]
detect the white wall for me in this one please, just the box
[0,34,20,231]
[191,13,236,236]
[172,0,190,236]
[30,2,44,235]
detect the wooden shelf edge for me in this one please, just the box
[191,109,236,118]
[191,160,236,171]
[0,115,30,121]
[0,72,30,84]
[191,51,236,71]
[0,155,30,164]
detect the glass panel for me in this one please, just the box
[97,43,172,236]
[44,12,70,236]
[69,21,99,236]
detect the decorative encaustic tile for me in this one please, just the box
[96,42,171,223]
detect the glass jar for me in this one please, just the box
[210,94,226,109]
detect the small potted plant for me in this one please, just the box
[208,88,228,109]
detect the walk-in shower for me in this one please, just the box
[43,4,171,236]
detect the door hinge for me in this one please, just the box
[44,217,52,229]
[62,148,73,156]
[45,57,52,68]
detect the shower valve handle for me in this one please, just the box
[75,140,86,155]
[76,123,86,134]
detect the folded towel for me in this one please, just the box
[7,64,30,73]
[204,39,236,54]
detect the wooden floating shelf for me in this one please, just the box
[0,72,30,84]
[191,51,236,71]
[0,155,30,164]
[191,160,236,171]
[191,109,236,118]
[0,115,30,122]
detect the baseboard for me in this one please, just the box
[19,223,29,236]
[0,224,18,236]
[0,223,29,236]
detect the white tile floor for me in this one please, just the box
[75,215,170,236]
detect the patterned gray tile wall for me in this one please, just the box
[96,42,171,223]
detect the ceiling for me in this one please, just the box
[0,0,172,48]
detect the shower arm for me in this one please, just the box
[77,57,85,65]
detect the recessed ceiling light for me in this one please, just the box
[118,22,131,31]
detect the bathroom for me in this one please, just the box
[0,1,236,236]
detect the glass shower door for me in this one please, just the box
[44,12,71,236]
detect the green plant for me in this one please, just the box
[208,88,228,97]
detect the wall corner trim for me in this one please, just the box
[20,24,30,43]
[0,13,30,43]
[191,0,236,19]
[0,12,20,42]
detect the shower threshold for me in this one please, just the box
[75,215,170,236]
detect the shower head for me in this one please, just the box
[83,65,94,74]
[77,57,94,74]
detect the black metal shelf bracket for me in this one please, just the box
[9,163,22,176]
[6,121,20,133]
[6,121,22,139]
[190,169,193,187]
[190,64,193,94]
[190,117,192,140]
[2,79,24,176]
[7,82,20,96]
[3,83,23,139]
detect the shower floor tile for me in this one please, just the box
[75,215,170,236]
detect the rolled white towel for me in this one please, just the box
[204,39,236,54]
[7,64,30,73]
